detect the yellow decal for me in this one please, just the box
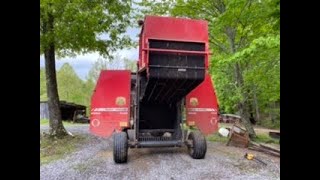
[190,97,199,107]
[116,97,126,106]
[119,122,128,127]
[188,121,195,126]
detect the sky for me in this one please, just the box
[40,27,140,80]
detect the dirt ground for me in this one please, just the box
[40,125,280,180]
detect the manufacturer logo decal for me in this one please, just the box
[190,97,199,107]
[91,119,100,127]
[116,97,126,106]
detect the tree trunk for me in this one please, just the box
[44,12,68,138]
[271,102,276,124]
[226,26,256,138]
[253,87,260,123]
[268,103,272,123]
[235,63,256,138]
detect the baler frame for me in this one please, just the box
[89,16,219,163]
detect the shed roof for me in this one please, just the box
[40,100,86,109]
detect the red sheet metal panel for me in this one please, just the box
[186,73,219,135]
[138,15,210,71]
[144,15,208,42]
[90,70,131,138]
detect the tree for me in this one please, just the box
[106,54,126,70]
[82,79,95,116]
[40,0,133,137]
[107,54,137,71]
[87,57,108,83]
[87,54,137,83]
[57,63,87,105]
[123,57,137,72]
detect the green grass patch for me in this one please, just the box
[40,119,49,125]
[40,119,86,126]
[40,134,88,165]
[252,133,279,144]
[258,119,280,130]
[207,133,229,143]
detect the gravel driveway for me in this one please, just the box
[40,125,280,180]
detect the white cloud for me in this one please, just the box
[40,48,138,80]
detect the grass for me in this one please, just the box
[40,134,88,165]
[258,119,280,130]
[207,132,279,145]
[207,133,229,143]
[182,124,229,143]
[40,119,86,126]
[40,119,49,125]
[206,124,279,145]
[252,133,279,144]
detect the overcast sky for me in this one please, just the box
[40,27,140,80]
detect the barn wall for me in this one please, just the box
[40,101,87,121]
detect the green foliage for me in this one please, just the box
[134,0,176,18]
[207,133,229,143]
[87,58,108,83]
[40,0,134,58]
[40,118,87,126]
[252,133,279,144]
[123,57,137,72]
[87,55,137,83]
[259,119,280,130]
[57,63,91,107]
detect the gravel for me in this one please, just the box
[40,125,280,180]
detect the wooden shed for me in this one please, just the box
[40,101,86,121]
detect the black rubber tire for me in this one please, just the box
[187,131,207,159]
[113,132,128,163]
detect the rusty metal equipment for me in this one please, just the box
[269,131,280,139]
[226,122,250,148]
[89,16,219,163]
[219,114,241,123]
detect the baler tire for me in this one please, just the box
[187,131,207,159]
[113,132,128,163]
